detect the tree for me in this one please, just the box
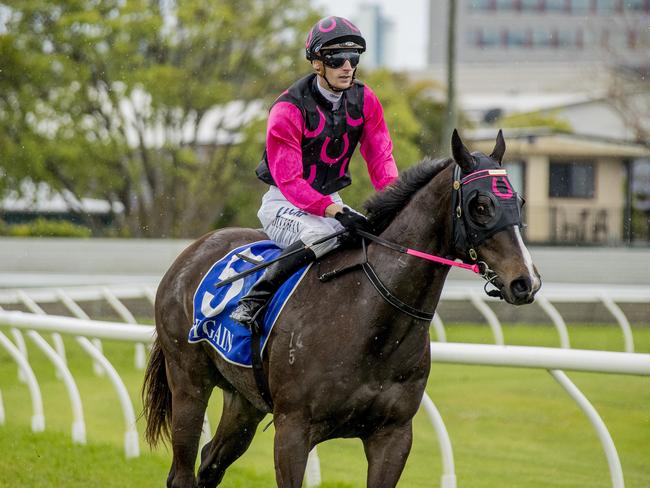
[340,69,446,211]
[497,111,573,133]
[1,0,318,237]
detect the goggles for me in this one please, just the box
[319,49,361,69]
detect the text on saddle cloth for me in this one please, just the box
[189,240,310,367]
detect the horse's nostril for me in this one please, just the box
[510,277,531,298]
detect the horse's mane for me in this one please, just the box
[364,157,453,234]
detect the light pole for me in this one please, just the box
[443,0,458,146]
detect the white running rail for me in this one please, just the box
[0,282,648,487]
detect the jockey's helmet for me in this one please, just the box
[305,16,366,64]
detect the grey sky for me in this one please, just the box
[311,0,429,69]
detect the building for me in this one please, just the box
[352,3,395,69]
[467,128,650,245]
[424,0,649,93]
[419,1,650,245]
[1,181,125,235]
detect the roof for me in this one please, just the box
[460,92,600,115]
[1,181,124,214]
[465,128,650,158]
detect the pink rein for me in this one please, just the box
[406,249,480,274]
[357,230,481,274]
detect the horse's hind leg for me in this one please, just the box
[166,362,214,488]
[196,390,265,488]
[362,422,413,488]
[273,414,311,488]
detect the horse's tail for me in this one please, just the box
[141,338,172,448]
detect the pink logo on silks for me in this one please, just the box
[345,100,363,127]
[304,106,326,138]
[320,134,349,164]
[492,177,514,199]
[319,17,337,32]
[305,164,317,184]
[338,157,350,177]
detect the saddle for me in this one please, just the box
[189,240,311,367]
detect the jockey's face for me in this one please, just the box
[312,48,360,92]
[313,58,355,91]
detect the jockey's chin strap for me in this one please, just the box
[355,230,484,322]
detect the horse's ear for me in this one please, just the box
[451,129,475,173]
[490,129,506,165]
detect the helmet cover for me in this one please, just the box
[305,16,366,61]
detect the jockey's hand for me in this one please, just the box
[334,207,373,236]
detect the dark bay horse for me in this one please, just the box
[143,130,541,487]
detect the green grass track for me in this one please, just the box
[0,323,648,487]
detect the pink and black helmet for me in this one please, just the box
[305,16,366,61]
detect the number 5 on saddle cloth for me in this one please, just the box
[189,241,310,367]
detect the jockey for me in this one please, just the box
[230,16,399,329]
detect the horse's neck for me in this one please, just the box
[368,167,454,320]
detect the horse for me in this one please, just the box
[142,130,541,488]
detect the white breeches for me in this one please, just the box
[257,186,346,258]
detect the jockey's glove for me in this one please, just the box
[334,207,373,236]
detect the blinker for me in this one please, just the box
[453,165,524,260]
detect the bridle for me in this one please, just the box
[216,162,526,320]
[354,162,525,319]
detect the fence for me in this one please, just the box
[0,283,649,487]
[520,205,650,246]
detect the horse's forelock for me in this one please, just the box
[364,157,453,234]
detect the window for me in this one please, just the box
[570,0,591,14]
[557,30,576,47]
[506,29,529,47]
[624,0,646,12]
[477,28,501,47]
[521,0,542,11]
[595,0,616,13]
[468,0,495,11]
[545,0,567,12]
[532,29,553,47]
[549,161,595,198]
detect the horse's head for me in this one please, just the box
[450,129,541,305]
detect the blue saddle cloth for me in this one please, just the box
[189,240,309,367]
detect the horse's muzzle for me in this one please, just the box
[505,272,541,305]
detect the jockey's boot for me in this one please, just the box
[230,240,316,329]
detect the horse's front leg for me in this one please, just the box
[273,413,311,488]
[362,421,413,488]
